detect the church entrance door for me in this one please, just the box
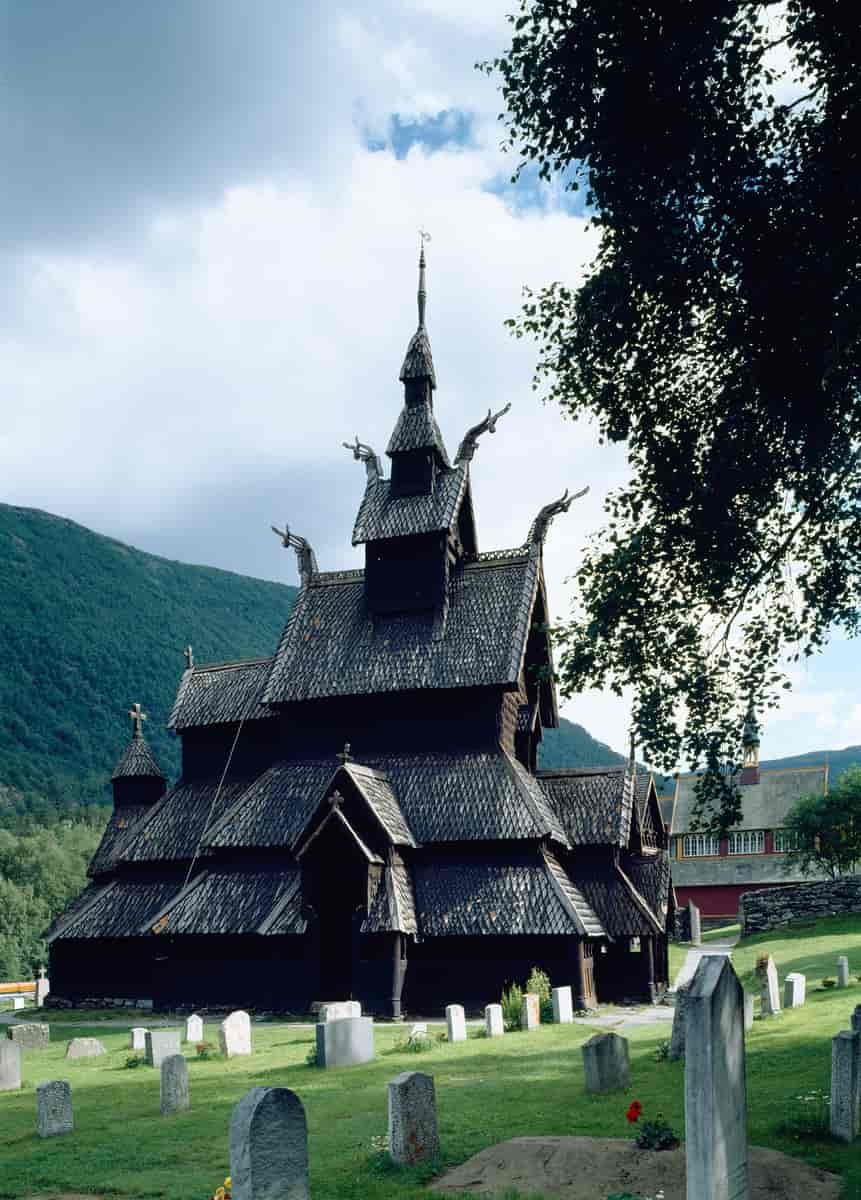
[304,815,372,1001]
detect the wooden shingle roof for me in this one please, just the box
[168,658,274,731]
[351,464,467,544]
[47,878,179,941]
[386,402,450,465]
[537,766,634,847]
[111,735,165,781]
[142,868,305,937]
[88,803,154,877]
[120,777,254,864]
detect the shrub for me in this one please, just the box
[402,1035,434,1053]
[525,965,554,1022]
[653,1038,670,1062]
[196,1040,216,1060]
[305,1046,319,1067]
[822,977,837,989]
[501,981,523,1030]
[124,1053,144,1069]
[626,1100,678,1151]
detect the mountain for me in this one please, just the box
[538,722,626,770]
[760,746,861,784]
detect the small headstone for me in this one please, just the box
[35,966,50,1008]
[838,956,851,989]
[521,992,540,1031]
[830,1029,860,1143]
[65,1037,106,1059]
[552,985,573,1024]
[7,1023,49,1050]
[758,955,780,1015]
[160,1053,190,1115]
[388,1070,440,1165]
[318,1000,361,1022]
[581,1032,630,1093]
[315,1016,374,1068]
[186,1014,204,1043]
[851,1004,861,1035]
[484,1004,504,1037]
[12,996,25,1010]
[684,956,749,1200]
[784,972,806,1008]
[229,1086,309,1200]
[145,1029,182,1068]
[0,1041,22,1091]
[129,1027,147,1050]
[669,985,689,1060]
[408,1022,428,1044]
[445,1004,466,1043]
[220,1010,252,1058]
[743,993,754,1032]
[688,900,702,946]
[36,1080,73,1138]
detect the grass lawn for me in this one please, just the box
[2,915,861,1200]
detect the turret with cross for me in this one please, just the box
[128,703,148,740]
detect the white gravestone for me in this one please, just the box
[484,1004,504,1037]
[581,1032,630,1093]
[445,1004,467,1043]
[65,1037,106,1059]
[37,1080,73,1138]
[838,956,851,989]
[830,1030,860,1143]
[784,972,806,1008]
[388,1070,440,1165]
[220,1010,252,1058]
[318,1000,361,1022]
[521,992,540,1031]
[35,966,50,1008]
[186,1014,204,1043]
[684,956,750,1200]
[145,1029,182,1068]
[407,1022,428,1045]
[743,993,754,1032]
[12,997,25,1010]
[230,1086,309,1200]
[129,1027,147,1050]
[160,1054,190,1115]
[689,900,702,946]
[0,1041,21,1091]
[552,985,573,1024]
[759,956,780,1016]
[315,1016,374,1068]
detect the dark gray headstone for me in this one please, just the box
[830,1029,860,1143]
[684,956,749,1200]
[670,985,689,1059]
[229,1086,309,1200]
[37,1080,73,1138]
[315,1016,374,1068]
[388,1071,440,1165]
[851,1004,861,1035]
[145,1029,182,1068]
[0,1041,22,1091]
[581,1032,630,1092]
[7,1023,49,1049]
[160,1053,189,1115]
[65,1037,106,1059]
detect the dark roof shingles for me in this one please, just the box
[120,778,253,863]
[51,879,180,940]
[386,403,450,466]
[169,658,274,731]
[538,767,633,848]
[151,868,305,937]
[111,737,165,780]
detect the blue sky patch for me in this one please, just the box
[366,109,475,159]
[483,162,592,218]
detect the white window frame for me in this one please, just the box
[772,828,799,852]
[727,829,765,855]
[682,833,721,858]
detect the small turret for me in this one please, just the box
[110,703,167,808]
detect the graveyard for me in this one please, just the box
[0,913,859,1199]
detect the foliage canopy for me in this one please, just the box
[484,2,861,828]
[783,762,861,879]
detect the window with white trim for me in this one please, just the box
[773,828,799,852]
[727,830,765,855]
[682,833,721,857]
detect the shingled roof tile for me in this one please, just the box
[351,464,467,545]
[144,868,305,937]
[537,767,634,847]
[119,778,254,863]
[88,803,156,878]
[386,402,450,465]
[363,851,417,935]
[111,736,165,780]
[48,878,180,941]
[168,658,274,731]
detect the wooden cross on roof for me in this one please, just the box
[184,645,194,670]
[336,742,352,765]
[128,703,148,739]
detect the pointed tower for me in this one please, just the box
[110,703,167,809]
[740,700,760,785]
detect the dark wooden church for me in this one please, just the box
[48,250,672,1015]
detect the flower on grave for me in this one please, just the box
[625,1100,643,1123]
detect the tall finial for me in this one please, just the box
[128,703,148,739]
[183,645,194,671]
[418,230,431,328]
[337,742,353,765]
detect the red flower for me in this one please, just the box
[626,1100,643,1123]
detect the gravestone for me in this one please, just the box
[0,1041,21,1091]
[186,1014,204,1043]
[851,1004,861,1035]
[388,1070,440,1165]
[229,1086,309,1200]
[318,1000,361,1022]
[160,1054,190,1115]
[830,1029,860,1143]
[485,1004,504,1037]
[315,1016,374,1068]
[65,1037,106,1059]
[408,1022,428,1045]
[581,1032,630,1093]
[36,1080,73,1138]
[743,993,754,1032]
[12,996,25,1010]
[220,1010,252,1058]
[445,1004,466,1043]
[552,985,573,1024]
[669,985,689,1059]
[145,1029,182,1068]
[784,972,806,1008]
[7,1023,49,1049]
[838,956,851,989]
[758,956,780,1015]
[521,992,540,1031]
[689,900,702,946]
[35,966,50,1008]
[130,1027,147,1050]
[684,956,749,1200]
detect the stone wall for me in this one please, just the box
[740,875,861,935]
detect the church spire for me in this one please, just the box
[399,234,437,395]
[111,704,165,782]
[417,236,428,328]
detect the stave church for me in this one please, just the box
[47,250,673,1015]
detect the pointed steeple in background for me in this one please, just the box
[399,237,437,396]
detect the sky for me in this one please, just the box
[3,2,859,763]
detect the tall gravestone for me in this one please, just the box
[743,993,754,1033]
[0,1041,21,1091]
[484,1004,504,1037]
[388,1071,440,1165]
[161,1054,190,1115]
[669,985,689,1060]
[757,956,780,1016]
[35,966,50,1008]
[145,1030,182,1068]
[37,1080,73,1138]
[229,1086,309,1200]
[688,900,702,946]
[830,1030,860,1143]
[784,972,806,1008]
[838,957,851,989]
[130,1027,147,1050]
[446,1004,466,1043]
[582,1032,630,1092]
[220,1010,252,1058]
[684,956,749,1200]
[552,985,574,1024]
[186,1014,204,1043]
[521,993,540,1031]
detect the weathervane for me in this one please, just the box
[128,703,148,739]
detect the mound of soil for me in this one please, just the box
[431,1136,840,1199]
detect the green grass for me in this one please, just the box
[3,916,861,1200]
[668,922,741,984]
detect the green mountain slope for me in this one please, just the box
[0,504,296,821]
[538,721,626,770]
[760,746,861,784]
